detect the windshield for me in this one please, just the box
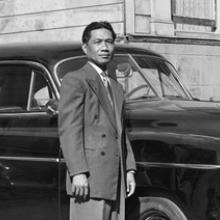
[55,54,190,101]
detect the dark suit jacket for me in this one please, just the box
[58,62,136,200]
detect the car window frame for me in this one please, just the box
[53,55,87,88]
[53,54,158,94]
[53,54,192,102]
[54,54,159,102]
[0,60,59,114]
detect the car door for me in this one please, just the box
[0,62,60,220]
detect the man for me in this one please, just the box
[58,21,136,220]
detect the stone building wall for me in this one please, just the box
[0,0,125,43]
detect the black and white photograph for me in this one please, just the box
[0,1,219,220]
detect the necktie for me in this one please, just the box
[100,72,113,107]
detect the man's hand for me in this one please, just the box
[72,173,89,200]
[126,171,136,197]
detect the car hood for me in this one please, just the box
[126,99,220,139]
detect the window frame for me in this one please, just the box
[171,0,217,32]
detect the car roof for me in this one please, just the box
[0,41,164,64]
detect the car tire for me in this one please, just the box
[138,197,188,220]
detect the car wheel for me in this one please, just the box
[140,209,170,220]
[138,197,188,220]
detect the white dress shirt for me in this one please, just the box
[88,61,113,106]
[88,61,110,85]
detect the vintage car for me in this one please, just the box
[0,42,220,220]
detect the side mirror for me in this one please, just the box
[45,99,58,115]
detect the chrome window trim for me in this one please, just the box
[130,130,220,141]
[27,70,35,111]
[0,111,58,116]
[0,60,60,108]
[137,161,220,170]
[0,156,60,163]
[57,158,220,170]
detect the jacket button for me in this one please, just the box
[94,115,98,119]
[101,151,105,156]
[101,134,106,138]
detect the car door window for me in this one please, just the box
[0,65,31,111]
[0,64,54,112]
[31,70,55,110]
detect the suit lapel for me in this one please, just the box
[84,63,117,130]
[110,78,124,118]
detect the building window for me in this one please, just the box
[171,0,216,32]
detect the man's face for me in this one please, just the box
[82,28,115,69]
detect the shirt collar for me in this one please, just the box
[88,61,108,81]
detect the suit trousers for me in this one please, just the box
[69,176,125,220]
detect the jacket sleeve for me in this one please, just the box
[58,73,89,177]
[121,102,137,172]
[125,129,137,172]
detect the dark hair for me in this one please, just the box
[82,21,116,44]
